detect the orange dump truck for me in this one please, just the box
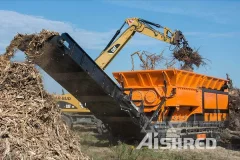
[113,69,229,139]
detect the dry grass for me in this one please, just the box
[75,125,240,160]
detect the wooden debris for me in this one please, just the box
[173,47,206,71]
[229,88,240,131]
[0,30,88,159]
[220,87,240,149]
[131,51,164,70]
[4,29,59,59]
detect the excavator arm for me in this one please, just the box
[95,17,189,70]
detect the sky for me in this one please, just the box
[0,0,240,93]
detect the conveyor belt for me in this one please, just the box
[33,33,148,139]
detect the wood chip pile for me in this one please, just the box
[4,29,59,59]
[0,30,89,159]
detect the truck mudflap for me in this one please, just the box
[32,33,150,139]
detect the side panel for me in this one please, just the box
[204,92,217,109]
[203,89,229,122]
[217,94,228,110]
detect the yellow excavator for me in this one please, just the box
[55,17,190,134]
[55,92,93,125]
[54,91,108,134]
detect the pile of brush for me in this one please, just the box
[173,47,206,71]
[229,88,240,131]
[0,30,88,159]
[220,88,240,149]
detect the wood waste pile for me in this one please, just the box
[0,30,89,159]
[221,87,240,149]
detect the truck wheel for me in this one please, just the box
[61,114,73,129]
[97,120,108,135]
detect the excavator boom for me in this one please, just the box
[95,17,188,70]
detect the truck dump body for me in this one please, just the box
[113,70,229,123]
[32,33,147,139]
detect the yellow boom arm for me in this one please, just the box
[95,17,188,70]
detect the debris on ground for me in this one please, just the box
[173,47,206,71]
[0,30,88,159]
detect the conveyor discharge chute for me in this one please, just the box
[32,33,148,139]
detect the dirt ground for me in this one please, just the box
[74,125,240,160]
